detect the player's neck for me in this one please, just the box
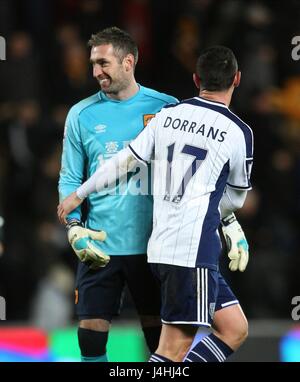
[199,89,233,107]
[106,80,139,101]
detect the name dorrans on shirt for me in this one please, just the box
[129,96,254,270]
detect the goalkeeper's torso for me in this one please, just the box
[59,85,177,255]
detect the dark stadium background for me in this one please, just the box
[0,0,299,361]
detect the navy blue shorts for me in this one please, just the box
[75,255,161,321]
[150,264,238,327]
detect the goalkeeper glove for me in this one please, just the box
[66,220,110,270]
[221,213,249,272]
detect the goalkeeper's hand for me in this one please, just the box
[67,220,110,270]
[221,213,249,272]
[57,192,84,225]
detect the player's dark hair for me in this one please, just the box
[88,26,138,66]
[196,46,238,91]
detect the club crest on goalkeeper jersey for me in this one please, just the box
[129,97,254,269]
[59,86,177,255]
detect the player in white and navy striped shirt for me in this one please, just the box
[58,46,253,363]
[129,95,253,271]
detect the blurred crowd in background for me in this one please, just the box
[0,0,300,328]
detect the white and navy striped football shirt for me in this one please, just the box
[129,97,253,270]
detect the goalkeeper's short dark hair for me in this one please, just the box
[88,26,138,66]
[196,46,238,92]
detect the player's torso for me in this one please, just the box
[79,88,174,255]
[80,102,150,170]
[148,97,237,268]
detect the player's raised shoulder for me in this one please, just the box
[140,86,178,105]
[227,109,252,133]
[227,109,253,142]
[225,109,254,158]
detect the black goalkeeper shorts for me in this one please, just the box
[75,254,161,321]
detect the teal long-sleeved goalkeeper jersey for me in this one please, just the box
[58,86,177,255]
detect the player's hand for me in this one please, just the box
[67,221,110,270]
[221,213,249,272]
[57,192,83,225]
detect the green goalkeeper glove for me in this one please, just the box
[67,220,110,270]
[221,213,249,272]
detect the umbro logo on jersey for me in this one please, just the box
[94,124,107,133]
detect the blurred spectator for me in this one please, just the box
[30,263,74,330]
[50,34,97,106]
[0,0,14,37]
[60,41,96,101]
[0,31,41,104]
[161,16,200,99]
[121,0,154,82]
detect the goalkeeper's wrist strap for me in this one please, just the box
[66,219,83,230]
[221,213,236,227]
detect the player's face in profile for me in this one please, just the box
[90,44,130,96]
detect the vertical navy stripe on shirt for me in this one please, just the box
[196,161,230,268]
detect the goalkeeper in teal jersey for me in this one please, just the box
[58,27,177,362]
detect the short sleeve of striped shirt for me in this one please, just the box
[227,122,253,190]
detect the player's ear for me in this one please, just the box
[193,73,200,89]
[233,71,241,88]
[124,54,135,72]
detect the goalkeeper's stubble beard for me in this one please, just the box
[98,75,131,96]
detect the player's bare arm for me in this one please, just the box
[57,147,139,224]
[57,192,83,225]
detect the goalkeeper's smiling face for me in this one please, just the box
[90,43,133,98]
